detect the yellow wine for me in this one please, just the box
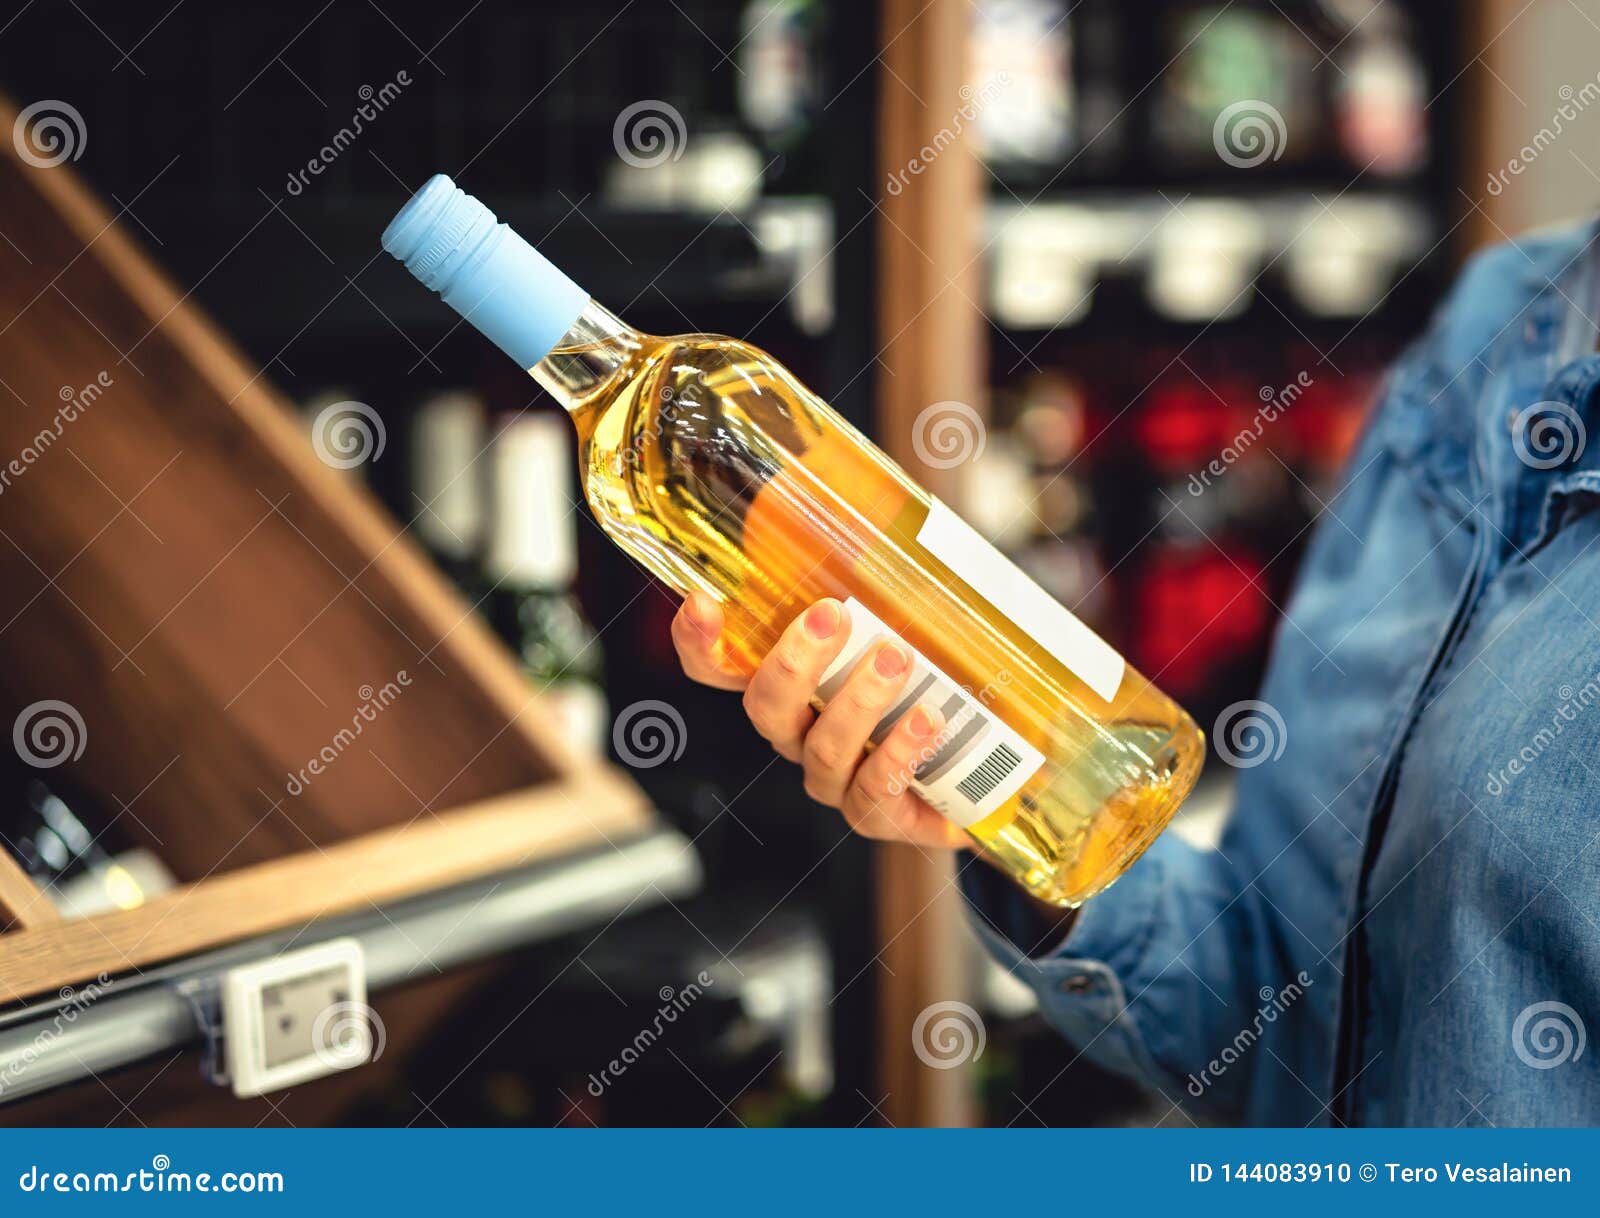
[384,176,1204,907]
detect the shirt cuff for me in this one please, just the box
[958,834,1189,1086]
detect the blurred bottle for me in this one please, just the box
[1147,202,1263,322]
[972,0,1074,171]
[485,414,608,753]
[1285,197,1429,317]
[1155,6,1314,167]
[604,128,765,215]
[1129,372,1271,705]
[1335,10,1428,177]
[299,387,383,486]
[2,777,174,919]
[981,371,1117,666]
[1014,371,1107,610]
[1015,371,1091,471]
[410,390,488,590]
[737,0,821,193]
[990,204,1104,329]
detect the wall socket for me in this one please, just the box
[221,939,371,1098]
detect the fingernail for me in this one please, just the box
[908,704,941,738]
[686,593,717,634]
[874,642,909,678]
[805,600,841,639]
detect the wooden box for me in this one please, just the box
[0,97,652,1005]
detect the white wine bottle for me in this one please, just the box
[382,175,1203,906]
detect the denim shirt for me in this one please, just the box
[964,221,1600,1126]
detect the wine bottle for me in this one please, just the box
[409,389,489,590]
[382,175,1203,906]
[1,777,174,917]
[484,413,608,753]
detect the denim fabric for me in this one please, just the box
[964,221,1600,1126]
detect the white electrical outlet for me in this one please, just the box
[221,939,371,1098]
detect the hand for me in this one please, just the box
[671,591,967,850]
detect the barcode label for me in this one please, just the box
[955,743,1024,804]
[817,599,1046,828]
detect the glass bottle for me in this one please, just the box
[382,175,1203,906]
[410,389,489,590]
[484,413,607,754]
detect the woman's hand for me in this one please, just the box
[671,591,966,849]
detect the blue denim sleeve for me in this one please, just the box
[959,833,1253,1116]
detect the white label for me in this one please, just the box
[917,499,1125,703]
[818,599,1046,828]
[221,939,370,1098]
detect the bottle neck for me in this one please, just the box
[531,300,640,415]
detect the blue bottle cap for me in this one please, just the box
[381,174,590,370]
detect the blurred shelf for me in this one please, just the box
[0,826,700,1105]
[982,192,1440,333]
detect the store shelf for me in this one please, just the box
[0,826,699,1105]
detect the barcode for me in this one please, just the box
[815,599,1046,827]
[955,742,1024,804]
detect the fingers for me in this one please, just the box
[670,592,747,691]
[741,599,850,761]
[799,638,913,807]
[841,704,968,849]
[673,591,965,852]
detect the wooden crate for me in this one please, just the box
[0,96,652,1004]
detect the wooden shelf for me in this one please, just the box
[1,770,649,1003]
[0,853,54,932]
[0,92,655,1005]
